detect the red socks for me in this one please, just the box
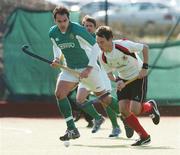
[141,101,153,114]
[125,113,149,138]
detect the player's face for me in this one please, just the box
[96,36,112,52]
[84,21,96,33]
[55,14,69,32]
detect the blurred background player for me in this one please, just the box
[82,15,96,37]
[80,15,121,137]
[78,15,134,138]
[96,26,160,146]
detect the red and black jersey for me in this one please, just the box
[100,39,144,80]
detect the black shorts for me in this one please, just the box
[117,76,147,103]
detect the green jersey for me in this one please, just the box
[49,22,98,69]
[91,33,96,38]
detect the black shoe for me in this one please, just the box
[120,115,134,138]
[149,100,160,125]
[86,121,93,128]
[92,116,105,133]
[131,135,151,146]
[59,128,80,141]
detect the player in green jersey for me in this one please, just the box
[49,6,105,141]
[49,6,133,141]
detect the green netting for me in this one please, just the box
[2,8,180,104]
[148,41,180,102]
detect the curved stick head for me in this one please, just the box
[21,45,29,51]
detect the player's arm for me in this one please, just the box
[138,44,149,78]
[141,44,148,65]
[50,38,62,67]
[107,72,126,91]
[49,27,63,67]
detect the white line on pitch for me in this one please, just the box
[0,127,32,134]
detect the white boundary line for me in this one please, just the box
[0,127,32,134]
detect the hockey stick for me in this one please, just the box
[124,76,138,86]
[21,45,80,77]
[115,76,138,93]
[79,91,111,108]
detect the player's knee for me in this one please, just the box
[55,93,63,100]
[100,97,107,103]
[130,102,142,115]
[100,100,110,108]
[74,101,87,109]
[100,95,111,106]
[119,105,129,114]
[55,90,66,100]
[131,108,141,116]
[76,98,86,104]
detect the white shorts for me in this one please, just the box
[78,68,112,92]
[57,66,106,92]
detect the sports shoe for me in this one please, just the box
[59,128,80,141]
[109,127,121,137]
[92,116,105,133]
[149,100,160,125]
[131,135,151,146]
[86,121,93,128]
[120,115,134,138]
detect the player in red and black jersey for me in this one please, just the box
[96,26,160,146]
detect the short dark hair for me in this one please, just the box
[96,26,113,40]
[53,6,70,19]
[82,15,96,27]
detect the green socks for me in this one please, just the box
[57,98,76,130]
[105,106,119,128]
[57,96,119,130]
[81,101,101,120]
[108,96,120,114]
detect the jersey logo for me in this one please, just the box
[58,42,75,50]
[134,95,140,101]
